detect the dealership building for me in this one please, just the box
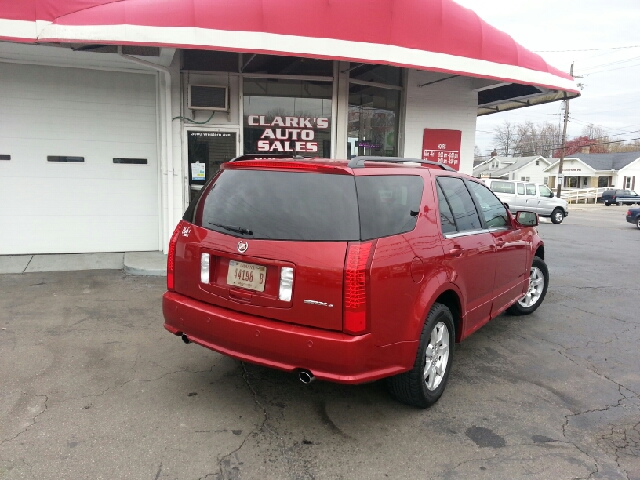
[0,0,578,255]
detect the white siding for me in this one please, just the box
[0,63,159,254]
[515,160,550,185]
[403,70,477,174]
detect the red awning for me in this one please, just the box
[0,0,578,95]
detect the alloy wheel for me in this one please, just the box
[424,322,450,391]
[518,266,545,308]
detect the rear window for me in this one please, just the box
[196,170,360,241]
[191,170,423,241]
[490,181,515,194]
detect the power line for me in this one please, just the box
[534,45,640,53]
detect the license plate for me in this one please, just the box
[227,260,267,292]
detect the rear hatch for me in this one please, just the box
[173,164,360,331]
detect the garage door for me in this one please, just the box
[0,63,159,254]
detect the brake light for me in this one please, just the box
[223,161,350,175]
[343,242,374,335]
[167,223,182,291]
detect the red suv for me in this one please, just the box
[163,155,548,408]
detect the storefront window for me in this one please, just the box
[348,83,400,158]
[243,79,332,157]
[349,63,402,86]
[241,54,333,76]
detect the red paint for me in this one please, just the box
[422,129,462,171]
[1,0,576,92]
[163,157,543,383]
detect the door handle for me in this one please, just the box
[495,239,506,248]
[446,246,463,258]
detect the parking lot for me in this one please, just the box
[1,204,639,480]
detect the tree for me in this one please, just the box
[492,121,516,156]
[580,123,610,153]
[553,135,609,157]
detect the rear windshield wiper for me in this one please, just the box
[208,222,253,235]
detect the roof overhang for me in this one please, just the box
[0,0,580,113]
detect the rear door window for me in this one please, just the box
[525,184,537,195]
[196,170,360,241]
[355,175,424,240]
[517,183,525,195]
[436,177,482,233]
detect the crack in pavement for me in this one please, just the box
[200,362,270,480]
[0,394,48,446]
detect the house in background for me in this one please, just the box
[545,152,640,190]
[473,155,552,185]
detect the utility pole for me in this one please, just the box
[556,63,574,199]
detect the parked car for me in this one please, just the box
[163,155,549,408]
[601,189,640,206]
[626,207,640,229]
[486,179,569,224]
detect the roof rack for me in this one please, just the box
[348,156,456,171]
[228,153,305,162]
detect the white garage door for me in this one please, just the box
[0,63,159,254]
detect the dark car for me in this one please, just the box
[163,155,549,408]
[626,207,640,229]
[601,189,640,206]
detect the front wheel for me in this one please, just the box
[387,303,455,408]
[636,217,640,230]
[507,256,549,315]
[551,208,564,224]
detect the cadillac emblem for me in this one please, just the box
[237,241,249,254]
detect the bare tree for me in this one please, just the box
[580,123,610,153]
[492,121,516,156]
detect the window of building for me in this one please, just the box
[349,64,402,86]
[521,176,530,181]
[243,78,333,157]
[241,54,333,76]
[348,83,401,158]
[183,50,240,72]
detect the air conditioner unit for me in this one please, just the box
[188,85,228,111]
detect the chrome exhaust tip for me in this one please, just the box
[181,334,190,344]
[298,370,315,385]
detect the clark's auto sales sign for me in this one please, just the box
[422,129,461,170]
[247,115,330,153]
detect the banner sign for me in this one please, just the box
[422,129,461,170]
[247,115,330,153]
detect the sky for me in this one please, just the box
[454,0,640,157]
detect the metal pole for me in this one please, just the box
[556,63,574,199]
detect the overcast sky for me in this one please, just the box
[454,0,640,157]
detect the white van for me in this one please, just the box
[487,180,569,224]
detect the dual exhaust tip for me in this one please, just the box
[180,334,315,385]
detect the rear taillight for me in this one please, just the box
[343,242,374,335]
[167,223,182,291]
[627,210,632,216]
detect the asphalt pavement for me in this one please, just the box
[0,203,639,480]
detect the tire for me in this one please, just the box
[604,201,611,206]
[636,217,640,230]
[507,256,549,315]
[387,303,455,408]
[551,208,564,224]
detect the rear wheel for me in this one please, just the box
[637,217,640,230]
[604,201,611,206]
[507,257,549,315]
[551,208,564,224]
[387,303,455,408]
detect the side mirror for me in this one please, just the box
[515,211,539,227]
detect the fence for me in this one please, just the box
[560,187,607,204]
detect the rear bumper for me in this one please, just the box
[163,292,415,384]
